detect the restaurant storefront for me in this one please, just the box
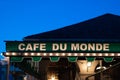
[3,13,120,80]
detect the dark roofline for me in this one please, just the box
[24,13,120,41]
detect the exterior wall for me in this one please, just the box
[76,60,99,80]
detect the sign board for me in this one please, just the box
[5,41,120,62]
[6,41,120,53]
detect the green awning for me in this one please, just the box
[10,57,23,62]
[86,57,95,62]
[10,56,114,62]
[67,57,78,62]
[50,57,60,62]
[32,57,42,62]
[104,57,114,62]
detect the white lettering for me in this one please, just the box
[80,44,87,51]
[40,43,46,51]
[26,44,33,51]
[96,44,102,51]
[103,44,109,51]
[33,43,39,51]
[18,43,25,51]
[60,43,67,51]
[71,43,79,51]
[52,43,59,51]
[88,43,95,51]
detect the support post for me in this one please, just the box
[7,57,10,80]
[100,60,103,80]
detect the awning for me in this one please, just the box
[4,51,117,62]
[8,56,114,62]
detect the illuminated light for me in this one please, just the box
[96,66,101,70]
[31,53,34,56]
[43,53,47,56]
[24,53,28,56]
[80,53,84,56]
[12,52,16,56]
[49,53,53,56]
[117,53,120,56]
[92,53,96,56]
[36,53,40,56]
[74,53,78,56]
[111,53,115,56]
[51,76,55,80]
[68,53,72,56]
[24,76,27,80]
[96,66,107,70]
[110,65,112,67]
[87,62,92,67]
[103,66,107,69]
[0,53,2,56]
[55,53,59,56]
[86,53,90,56]
[62,53,65,56]
[105,53,108,56]
[99,53,102,56]
[6,52,10,55]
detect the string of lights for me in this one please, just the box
[3,52,120,57]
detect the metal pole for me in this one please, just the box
[7,57,10,80]
[100,60,103,80]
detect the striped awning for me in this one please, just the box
[3,52,115,62]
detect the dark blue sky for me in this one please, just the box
[0,0,120,59]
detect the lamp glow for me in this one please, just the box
[105,53,108,56]
[80,53,84,56]
[31,53,34,56]
[62,53,65,56]
[68,53,72,56]
[51,76,55,80]
[87,62,92,67]
[55,53,59,56]
[43,53,47,56]
[12,52,16,56]
[86,53,90,56]
[50,53,53,56]
[74,53,78,56]
[24,53,28,56]
[118,53,120,56]
[37,53,41,56]
[6,52,9,55]
[99,53,102,56]
[93,53,96,56]
[111,53,114,56]
[0,53,2,56]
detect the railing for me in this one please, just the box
[85,61,120,80]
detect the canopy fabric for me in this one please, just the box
[10,57,113,62]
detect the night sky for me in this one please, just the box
[0,0,120,59]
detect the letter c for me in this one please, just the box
[18,43,25,51]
